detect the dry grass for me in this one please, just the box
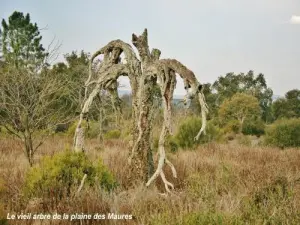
[1,136,300,224]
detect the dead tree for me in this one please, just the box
[73,29,208,192]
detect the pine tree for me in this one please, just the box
[0,11,48,70]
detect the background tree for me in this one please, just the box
[212,71,273,122]
[50,51,90,114]
[272,89,300,120]
[0,11,75,165]
[0,66,75,165]
[0,11,48,71]
[219,93,261,133]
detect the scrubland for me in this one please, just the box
[1,135,300,225]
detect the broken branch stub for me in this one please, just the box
[73,29,208,192]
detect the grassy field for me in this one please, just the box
[1,136,300,224]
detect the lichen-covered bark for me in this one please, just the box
[129,29,158,182]
[73,29,208,191]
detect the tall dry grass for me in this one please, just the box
[1,135,300,224]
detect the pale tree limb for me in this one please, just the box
[160,171,174,193]
[194,92,209,141]
[75,173,87,197]
[146,69,177,192]
[73,64,129,152]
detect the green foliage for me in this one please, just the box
[242,119,265,136]
[167,136,179,153]
[272,89,300,120]
[212,71,273,122]
[87,121,101,139]
[174,116,221,149]
[189,83,219,118]
[104,129,121,139]
[0,11,48,70]
[152,135,179,153]
[0,218,8,225]
[66,121,79,137]
[174,116,202,149]
[265,118,300,148]
[49,51,91,115]
[219,93,261,133]
[23,151,117,200]
[223,120,240,134]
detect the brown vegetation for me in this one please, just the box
[1,136,300,224]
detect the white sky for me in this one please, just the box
[1,0,300,96]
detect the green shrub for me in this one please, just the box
[0,125,11,137]
[0,203,7,225]
[168,136,179,153]
[23,151,117,200]
[0,219,8,225]
[174,116,221,149]
[223,120,240,134]
[242,119,265,136]
[86,121,101,138]
[152,135,179,153]
[104,129,121,139]
[65,120,80,137]
[265,118,300,148]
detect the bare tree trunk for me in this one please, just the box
[24,132,34,166]
[73,29,208,191]
[98,107,104,142]
[128,76,155,182]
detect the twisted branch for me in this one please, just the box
[194,92,209,141]
[146,69,177,192]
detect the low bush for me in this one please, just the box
[23,151,117,201]
[153,135,179,153]
[174,116,221,149]
[0,202,7,225]
[104,129,121,139]
[242,119,265,136]
[265,118,300,148]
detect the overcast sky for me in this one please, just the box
[1,0,300,96]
